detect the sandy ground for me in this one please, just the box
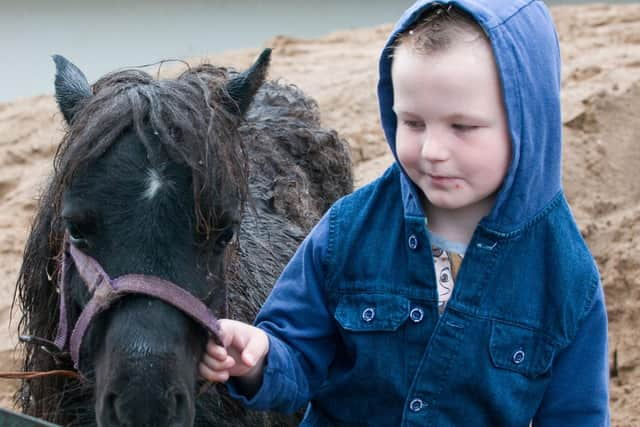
[1,3,639,425]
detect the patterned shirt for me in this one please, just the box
[428,231,466,314]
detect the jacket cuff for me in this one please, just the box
[225,333,304,414]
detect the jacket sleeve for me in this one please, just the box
[226,210,337,413]
[532,284,610,427]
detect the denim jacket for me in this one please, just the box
[231,165,609,426]
[229,1,610,425]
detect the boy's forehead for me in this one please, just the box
[390,41,506,118]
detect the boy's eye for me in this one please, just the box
[403,120,425,130]
[452,123,478,132]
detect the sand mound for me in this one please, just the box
[0,4,639,425]
[564,82,640,423]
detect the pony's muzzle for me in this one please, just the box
[97,363,194,427]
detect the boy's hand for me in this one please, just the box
[199,319,269,385]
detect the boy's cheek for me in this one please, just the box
[395,132,411,159]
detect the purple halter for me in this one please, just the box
[53,234,221,370]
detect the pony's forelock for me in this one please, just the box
[53,64,249,242]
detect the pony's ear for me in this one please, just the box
[52,55,92,124]
[225,48,271,116]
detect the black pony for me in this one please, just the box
[14,50,352,426]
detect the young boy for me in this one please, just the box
[200,1,610,425]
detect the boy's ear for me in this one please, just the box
[52,55,92,124]
[225,48,271,116]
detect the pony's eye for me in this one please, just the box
[68,223,83,240]
[66,223,89,247]
[64,217,96,247]
[214,228,235,251]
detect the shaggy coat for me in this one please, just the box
[14,52,352,426]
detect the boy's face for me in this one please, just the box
[392,38,511,217]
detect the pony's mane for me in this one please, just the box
[14,63,249,422]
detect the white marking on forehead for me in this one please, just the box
[143,169,164,200]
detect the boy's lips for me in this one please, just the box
[427,173,460,186]
[428,173,457,180]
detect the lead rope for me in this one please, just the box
[0,370,81,380]
[0,336,81,381]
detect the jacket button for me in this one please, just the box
[362,307,375,322]
[410,307,424,323]
[409,398,424,412]
[408,234,419,250]
[512,350,526,364]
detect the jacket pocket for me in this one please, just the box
[489,320,555,378]
[334,294,410,332]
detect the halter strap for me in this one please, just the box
[54,234,221,370]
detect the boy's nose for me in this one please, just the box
[421,128,449,161]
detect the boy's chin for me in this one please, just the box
[422,190,468,211]
[423,191,496,215]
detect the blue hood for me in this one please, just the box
[378,0,563,234]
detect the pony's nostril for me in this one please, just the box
[101,387,191,427]
[172,392,189,426]
[103,392,128,426]
[175,392,186,414]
